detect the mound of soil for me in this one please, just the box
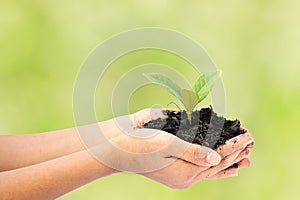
[143,107,246,150]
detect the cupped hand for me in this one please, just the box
[93,128,222,172]
[95,108,254,188]
[140,130,253,189]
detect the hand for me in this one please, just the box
[91,108,254,189]
[90,127,223,173]
[141,131,253,189]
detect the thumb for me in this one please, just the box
[167,138,221,166]
[182,144,221,166]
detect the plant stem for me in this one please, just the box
[187,111,192,124]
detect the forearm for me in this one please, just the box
[0,148,117,200]
[0,119,120,172]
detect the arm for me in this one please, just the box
[0,108,254,197]
[0,133,253,199]
[0,148,116,200]
[0,108,169,171]
[0,120,119,172]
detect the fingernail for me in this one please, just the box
[246,161,251,167]
[245,159,251,167]
[206,151,221,165]
[242,149,250,158]
[228,172,238,177]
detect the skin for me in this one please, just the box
[0,108,254,199]
[0,120,115,172]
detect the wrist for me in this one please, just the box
[76,120,122,174]
[98,119,122,140]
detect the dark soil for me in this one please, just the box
[143,107,246,150]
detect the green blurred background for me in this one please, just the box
[1,0,300,199]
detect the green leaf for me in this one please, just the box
[192,70,221,102]
[192,70,222,93]
[181,89,199,113]
[144,73,184,104]
[198,85,210,102]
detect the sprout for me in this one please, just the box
[144,70,221,121]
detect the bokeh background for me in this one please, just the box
[1,0,300,199]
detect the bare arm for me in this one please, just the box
[0,108,254,198]
[0,120,119,172]
[0,149,116,200]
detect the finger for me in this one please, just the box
[113,109,168,135]
[133,108,179,127]
[165,137,221,167]
[190,150,243,183]
[232,147,251,163]
[213,148,245,173]
[235,158,251,169]
[183,144,221,167]
[229,148,251,168]
[192,148,243,181]
[207,158,251,180]
[216,146,252,172]
[206,167,238,180]
[247,142,254,149]
[216,130,253,158]
[191,149,243,183]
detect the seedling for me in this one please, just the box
[144,70,221,121]
[143,70,247,150]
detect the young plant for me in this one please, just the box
[144,70,221,121]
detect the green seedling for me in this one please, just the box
[144,70,221,121]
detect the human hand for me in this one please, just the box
[140,130,253,189]
[91,108,253,189]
